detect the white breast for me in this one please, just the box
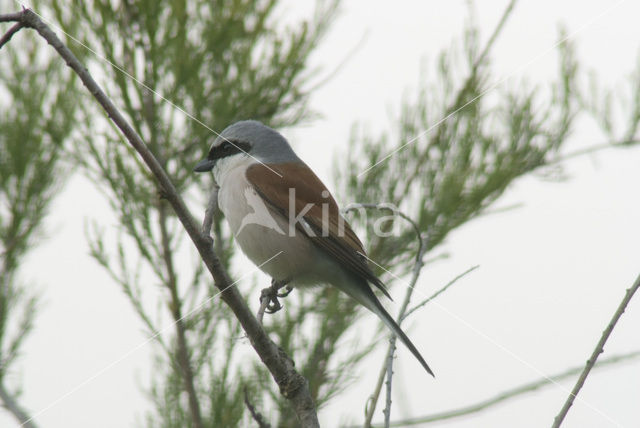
[214,156,321,284]
[213,154,255,228]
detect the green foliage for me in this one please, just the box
[0,25,77,417]
[582,50,640,143]
[336,28,580,276]
[3,1,639,426]
[47,1,344,426]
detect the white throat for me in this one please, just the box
[213,154,253,188]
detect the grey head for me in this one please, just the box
[194,120,300,172]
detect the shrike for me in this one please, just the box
[195,120,433,376]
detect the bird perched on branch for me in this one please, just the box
[194,120,433,376]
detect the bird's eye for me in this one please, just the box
[210,139,249,160]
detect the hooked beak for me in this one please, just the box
[194,158,215,172]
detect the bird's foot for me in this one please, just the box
[274,280,293,299]
[257,279,292,323]
[263,278,292,314]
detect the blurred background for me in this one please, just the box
[0,1,639,427]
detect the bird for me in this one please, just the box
[194,120,434,376]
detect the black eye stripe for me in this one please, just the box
[207,140,251,160]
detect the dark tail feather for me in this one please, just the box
[372,296,435,376]
[358,286,434,377]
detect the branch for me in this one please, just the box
[546,139,640,166]
[552,273,640,427]
[158,203,203,428]
[343,203,426,428]
[244,386,272,428]
[345,207,478,428]
[475,202,525,219]
[349,350,640,427]
[473,0,518,70]
[0,382,39,428]
[402,265,479,321]
[0,22,22,49]
[0,11,22,23]
[201,184,219,235]
[382,335,396,428]
[0,9,318,426]
[390,0,519,213]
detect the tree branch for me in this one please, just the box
[348,350,640,427]
[159,202,203,428]
[552,273,640,427]
[382,335,396,428]
[0,382,39,428]
[343,203,427,428]
[346,209,476,428]
[201,184,219,235]
[402,265,479,321]
[0,11,22,23]
[397,0,518,198]
[473,0,518,70]
[0,22,22,49]
[0,9,318,426]
[546,139,640,166]
[244,386,272,428]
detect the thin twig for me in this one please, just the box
[473,0,518,69]
[345,203,476,428]
[201,184,219,235]
[363,337,395,428]
[244,386,272,428]
[0,22,22,50]
[391,0,519,200]
[257,292,270,324]
[423,253,450,265]
[343,203,427,428]
[402,265,479,321]
[0,382,39,428]
[159,203,203,428]
[344,350,640,427]
[382,265,478,428]
[0,9,318,427]
[552,273,640,427]
[0,12,23,23]
[546,139,640,166]
[343,203,423,242]
[476,203,525,219]
[382,336,396,428]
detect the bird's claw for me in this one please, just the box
[277,285,293,298]
[264,299,282,314]
[259,279,291,315]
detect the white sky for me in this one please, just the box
[2,1,640,427]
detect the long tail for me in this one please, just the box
[347,281,435,377]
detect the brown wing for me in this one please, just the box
[245,162,390,298]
